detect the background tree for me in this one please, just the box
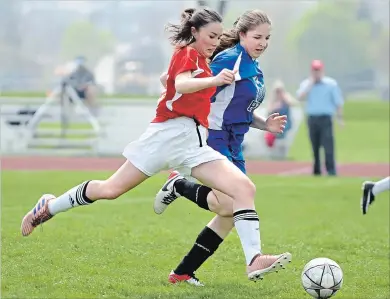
[287,1,375,93]
[60,21,116,67]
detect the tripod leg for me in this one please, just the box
[60,88,71,138]
[25,87,61,139]
[65,85,101,134]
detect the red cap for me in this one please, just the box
[311,59,324,70]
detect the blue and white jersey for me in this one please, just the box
[208,43,266,132]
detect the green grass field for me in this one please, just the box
[1,171,389,299]
[289,100,389,163]
[1,99,389,298]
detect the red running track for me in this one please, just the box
[1,156,388,177]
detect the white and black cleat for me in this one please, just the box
[154,171,183,215]
[361,181,375,215]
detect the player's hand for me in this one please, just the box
[213,69,237,86]
[265,113,287,134]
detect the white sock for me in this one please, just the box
[372,177,390,196]
[233,209,262,265]
[48,181,94,215]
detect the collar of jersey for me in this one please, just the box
[235,43,258,63]
[234,43,262,78]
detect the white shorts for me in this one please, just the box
[123,117,227,177]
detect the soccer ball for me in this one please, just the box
[301,257,343,299]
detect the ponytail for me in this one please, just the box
[181,8,196,23]
[165,8,196,46]
[210,28,240,60]
[233,16,240,26]
[165,7,222,47]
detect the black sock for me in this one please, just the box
[174,226,223,276]
[174,179,211,211]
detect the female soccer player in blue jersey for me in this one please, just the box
[154,10,291,286]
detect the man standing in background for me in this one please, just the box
[297,60,344,176]
[59,56,99,116]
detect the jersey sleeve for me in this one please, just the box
[210,52,235,76]
[171,47,199,78]
[209,54,231,100]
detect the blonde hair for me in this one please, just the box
[211,10,271,60]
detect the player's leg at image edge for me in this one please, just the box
[361,177,390,215]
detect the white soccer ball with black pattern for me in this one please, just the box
[301,257,343,299]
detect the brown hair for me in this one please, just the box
[165,7,222,46]
[211,10,271,60]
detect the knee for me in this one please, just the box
[234,178,256,201]
[207,192,234,217]
[209,200,233,217]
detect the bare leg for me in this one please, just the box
[157,160,291,281]
[191,159,260,266]
[21,161,149,236]
[85,160,148,200]
[191,160,256,209]
[206,213,233,239]
[206,189,234,217]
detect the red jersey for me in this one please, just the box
[152,46,216,128]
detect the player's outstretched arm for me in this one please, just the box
[175,69,236,94]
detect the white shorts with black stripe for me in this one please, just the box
[122,117,227,177]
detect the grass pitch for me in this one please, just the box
[1,171,389,298]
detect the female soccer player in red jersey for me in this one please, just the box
[21,7,288,281]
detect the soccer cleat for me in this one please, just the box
[247,252,292,281]
[154,171,183,215]
[361,181,375,215]
[168,270,204,286]
[21,194,56,236]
